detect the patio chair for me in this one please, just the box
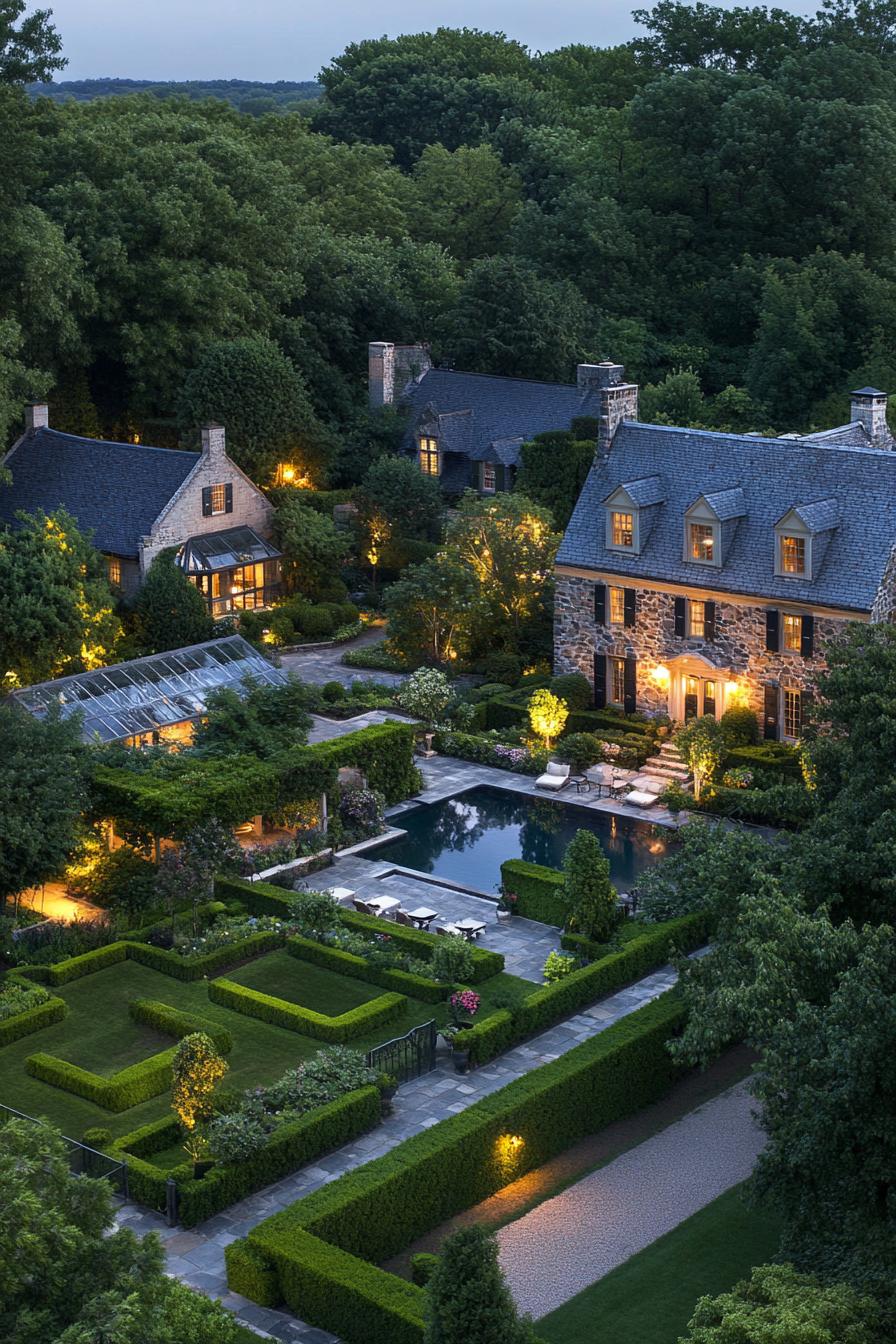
[395,909,413,926]
[625,789,660,809]
[535,761,570,792]
[353,898,376,916]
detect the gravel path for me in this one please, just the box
[497,1081,764,1319]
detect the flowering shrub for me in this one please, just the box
[174,914,291,959]
[435,729,549,776]
[0,982,50,1021]
[398,667,453,725]
[286,888,342,937]
[492,745,530,767]
[239,833,328,876]
[5,915,115,966]
[721,766,754,789]
[543,950,578,983]
[338,787,386,844]
[497,889,518,913]
[600,741,622,758]
[449,989,481,1024]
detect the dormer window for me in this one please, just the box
[419,436,440,476]
[780,535,806,575]
[611,511,633,547]
[689,522,716,563]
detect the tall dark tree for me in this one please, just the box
[424,1225,535,1344]
[133,551,213,655]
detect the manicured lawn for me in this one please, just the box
[538,1183,783,1344]
[227,949,385,1011]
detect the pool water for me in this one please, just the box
[376,786,668,893]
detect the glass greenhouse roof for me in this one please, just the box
[177,526,281,574]
[9,635,287,743]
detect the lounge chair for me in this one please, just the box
[395,909,413,926]
[535,761,570,792]
[353,898,376,916]
[625,789,660,809]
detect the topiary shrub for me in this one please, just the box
[550,672,593,711]
[411,1253,439,1287]
[555,732,603,773]
[299,607,336,639]
[563,830,617,942]
[720,704,760,746]
[322,680,347,703]
[482,651,523,686]
[430,935,475,985]
[82,1126,112,1148]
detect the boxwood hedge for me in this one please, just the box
[0,994,68,1046]
[226,993,686,1343]
[128,998,233,1052]
[208,978,406,1043]
[285,936,448,1004]
[500,859,567,927]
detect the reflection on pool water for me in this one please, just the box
[374,786,668,893]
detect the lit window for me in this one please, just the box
[482,462,496,492]
[783,687,802,739]
[780,535,805,574]
[704,679,717,715]
[689,600,705,638]
[610,657,626,705]
[783,613,802,651]
[611,511,633,547]
[419,437,440,476]
[210,483,227,515]
[689,523,715,562]
[107,556,121,586]
[609,587,625,624]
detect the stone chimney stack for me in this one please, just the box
[577,361,639,454]
[200,422,227,460]
[25,401,49,432]
[850,387,894,448]
[369,340,432,409]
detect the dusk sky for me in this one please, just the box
[46,0,809,83]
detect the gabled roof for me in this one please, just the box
[468,436,525,466]
[399,367,601,463]
[605,475,666,508]
[558,421,896,611]
[695,487,747,521]
[0,428,199,557]
[781,499,840,534]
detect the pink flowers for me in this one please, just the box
[449,989,481,1020]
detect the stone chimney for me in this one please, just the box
[200,422,227,460]
[577,361,639,454]
[850,387,893,448]
[25,401,49,432]
[368,341,432,409]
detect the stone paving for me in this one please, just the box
[497,1081,765,1318]
[115,960,686,1342]
[278,628,405,689]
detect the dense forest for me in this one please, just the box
[4,0,896,486]
[26,77,322,114]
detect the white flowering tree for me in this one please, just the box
[398,667,453,728]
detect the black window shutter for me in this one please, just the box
[766,609,780,652]
[201,486,212,517]
[800,612,814,658]
[593,654,606,709]
[623,656,637,715]
[704,600,716,642]
[224,482,233,514]
[674,596,686,637]
[623,587,636,628]
[594,584,606,626]
[763,684,779,740]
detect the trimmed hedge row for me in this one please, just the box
[128,998,233,1052]
[37,942,129,986]
[0,994,68,1046]
[500,859,567,927]
[126,931,284,981]
[462,913,709,1066]
[226,994,687,1344]
[220,876,505,983]
[482,694,656,740]
[286,937,448,1005]
[724,743,801,782]
[112,1087,383,1227]
[208,978,406,1043]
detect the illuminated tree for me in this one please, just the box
[528,689,569,750]
[171,1032,228,1138]
[398,667,453,728]
[675,714,726,800]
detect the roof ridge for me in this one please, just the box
[624,420,896,460]
[33,427,200,459]
[422,367,590,392]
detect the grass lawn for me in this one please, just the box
[538,1182,783,1344]
[1,949,534,1143]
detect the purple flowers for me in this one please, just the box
[493,745,528,766]
[449,989,481,1020]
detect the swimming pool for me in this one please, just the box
[375,786,668,893]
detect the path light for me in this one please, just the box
[651,664,670,687]
[495,1133,526,1179]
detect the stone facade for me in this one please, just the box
[139,424,274,576]
[554,572,849,735]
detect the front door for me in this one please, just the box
[684,675,699,721]
[703,678,717,718]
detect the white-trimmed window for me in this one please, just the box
[780,535,806,575]
[783,687,802,739]
[688,522,716,563]
[688,599,706,638]
[107,556,121,586]
[608,586,626,625]
[419,436,440,476]
[611,510,634,548]
[610,657,626,705]
[209,482,227,515]
[782,613,802,652]
[481,462,497,493]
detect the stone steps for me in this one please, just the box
[642,752,692,785]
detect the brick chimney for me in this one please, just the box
[24,401,49,432]
[200,422,227,460]
[850,387,893,448]
[577,361,639,454]
[368,341,432,409]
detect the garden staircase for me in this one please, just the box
[641,740,693,792]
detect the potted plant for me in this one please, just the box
[377,1071,399,1103]
[496,889,517,923]
[442,988,481,1073]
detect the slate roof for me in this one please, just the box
[699,487,747,520]
[558,421,896,612]
[399,368,601,466]
[787,499,839,533]
[0,428,199,557]
[611,475,666,507]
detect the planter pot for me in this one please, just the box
[380,1085,398,1102]
[496,908,512,923]
[192,1159,215,1180]
[452,1048,470,1075]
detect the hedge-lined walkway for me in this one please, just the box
[115,958,689,1343]
[497,1081,764,1318]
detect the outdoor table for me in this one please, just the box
[406,907,438,929]
[329,886,355,906]
[366,895,401,918]
[453,918,487,941]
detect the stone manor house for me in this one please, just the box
[0,404,281,617]
[555,363,896,740]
